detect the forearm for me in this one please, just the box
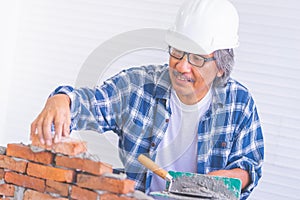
[208,168,250,189]
[53,85,123,133]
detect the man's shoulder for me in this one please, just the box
[227,78,249,92]
[213,78,254,106]
[110,64,170,97]
[125,63,170,87]
[106,64,169,86]
[225,78,255,104]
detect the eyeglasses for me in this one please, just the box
[168,46,216,68]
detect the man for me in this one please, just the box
[31,0,264,199]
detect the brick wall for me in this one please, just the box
[0,135,152,200]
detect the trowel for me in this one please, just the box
[138,154,242,200]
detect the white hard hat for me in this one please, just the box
[165,0,239,55]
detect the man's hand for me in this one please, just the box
[30,94,71,146]
[208,168,250,189]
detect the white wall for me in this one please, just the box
[232,1,300,199]
[0,0,299,199]
[0,1,19,143]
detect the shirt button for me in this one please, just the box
[221,142,227,148]
[151,142,156,147]
[165,119,169,123]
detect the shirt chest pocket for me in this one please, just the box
[214,140,233,150]
[212,131,234,152]
[208,135,233,169]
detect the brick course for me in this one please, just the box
[70,185,98,200]
[45,180,70,197]
[76,173,135,194]
[0,139,151,200]
[0,169,4,179]
[31,135,87,156]
[0,155,27,173]
[0,184,15,196]
[100,193,136,200]
[27,162,75,183]
[55,155,112,176]
[7,143,53,164]
[23,189,68,200]
[4,171,45,192]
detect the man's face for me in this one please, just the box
[168,51,223,105]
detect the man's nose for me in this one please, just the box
[176,55,192,72]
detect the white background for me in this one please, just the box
[0,0,300,199]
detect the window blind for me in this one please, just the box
[232,1,300,199]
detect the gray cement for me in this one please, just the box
[13,186,25,200]
[0,146,6,155]
[30,145,44,153]
[129,190,155,200]
[169,175,238,200]
[103,172,127,180]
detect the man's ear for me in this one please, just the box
[217,70,224,77]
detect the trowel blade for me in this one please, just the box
[150,191,211,200]
[165,171,241,200]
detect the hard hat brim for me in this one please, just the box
[165,29,213,55]
[165,29,239,55]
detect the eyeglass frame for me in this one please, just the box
[168,46,216,68]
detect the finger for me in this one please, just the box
[36,119,45,145]
[30,120,37,140]
[62,121,70,138]
[42,117,54,146]
[63,113,71,137]
[54,118,63,143]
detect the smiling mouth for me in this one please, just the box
[173,70,195,83]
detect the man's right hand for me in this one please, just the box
[30,94,71,146]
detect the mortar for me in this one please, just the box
[138,154,241,199]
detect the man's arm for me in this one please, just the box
[208,168,250,189]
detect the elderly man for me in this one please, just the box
[31,0,264,199]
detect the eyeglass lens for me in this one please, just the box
[169,47,205,67]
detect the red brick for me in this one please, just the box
[0,155,27,173]
[0,168,4,179]
[56,155,112,175]
[27,162,74,183]
[23,189,68,200]
[0,184,15,196]
[100,193,135,200]
[46,180,70,197]
[31,134,87,156]
[6,143,53,165]
[76,174,135,194]
[71,185,98,200]
[4,171,45,192]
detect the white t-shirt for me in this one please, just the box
[149,88,212,193]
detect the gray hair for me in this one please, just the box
[213,49,235,87]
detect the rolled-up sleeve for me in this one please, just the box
[49,83,121,133]
[226,99,264,199]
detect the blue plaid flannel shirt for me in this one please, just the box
[52,64,264,199]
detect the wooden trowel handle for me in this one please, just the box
[138,154,171,181]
